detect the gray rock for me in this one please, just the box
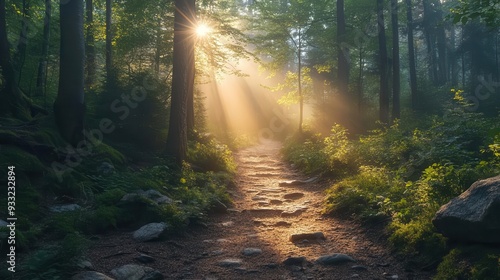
[0,219,8,227]
[50,204,81,213]
[141,270,164,280]
[72,271,115,280]
[316,253,355,265]
[289,232,325,242]
[283,256,306,266]
[111,264,163,280]
[218,258,243,267]
[133,222,168,242]
[351,265,368,271]
[77,260,94,270]
[432,175,500,243]
[98,162,115,174]
[242,248,262,256]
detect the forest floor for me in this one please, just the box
[85,140,433,280]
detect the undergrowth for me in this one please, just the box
[283,90,500,278]
[0,116,235,279]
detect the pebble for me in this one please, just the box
[218,258,243,267]
[351,265,369,271]
[242,248,262,256]
[316,253,356,265]
[283,256,306,266]
[289,232,325,242]
[283,192,305,200]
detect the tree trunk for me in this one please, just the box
[406,0,418,110]
[166,0,196,164]
[85,0,95,89]
[15,0,30,87]
[0,0,31,120]
[377,0,389,124]
[105,0,112,78]
[54,0,85,146]
[298,29,303,134]
[337,0,349,96]
[435,1,447,85]
[36,0,51,97]
[450,25,458,86]
[391,0,400,120]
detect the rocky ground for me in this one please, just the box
[80,140,432,280]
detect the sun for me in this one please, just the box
[196,23,211,37]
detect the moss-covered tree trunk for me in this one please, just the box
[166,0,196,164]
[54,0,85,146]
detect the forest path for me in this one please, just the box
[87,140,431,280]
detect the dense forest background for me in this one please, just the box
[1,0,500,279]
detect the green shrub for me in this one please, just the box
[187,139,235,173]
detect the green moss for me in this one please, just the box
[0,146,45,174]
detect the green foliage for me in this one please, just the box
[16,233,88,280]
[450,0,500,26]
[435,246,500,280]
[187,138,236,173]
[285,91,500,276]
[282,131,328,174]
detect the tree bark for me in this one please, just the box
[391,0,400,120]
[377,0,389,124]
[298,29,303,134]
[406,0,418,110]
[166,0,196,164]
[15,0,30,87]
[105,0,112,78]
[337,0,349,96]
[36,0,51,97]
[0,0,31,120]
[85,0,95,89]
[54,0,85,146]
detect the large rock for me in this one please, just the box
[111,264,163,280]
[133,222,168,242]
[432,175,500,243]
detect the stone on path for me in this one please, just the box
[218,258,243,267]
[133,222,168,242]
[274,221,292,227]
[316,253,356,265]
[111,264,163,280]
[432,175,500,243]
[283,256,307,266]
[283,192,305,200]
[281,206,308,217]
[242,248,262,256]
[72,271,115,280]
[289,232,325,243]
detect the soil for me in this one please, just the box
[85,140,433,280]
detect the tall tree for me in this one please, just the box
[15,0,30,86]
[166,0,196,164]
[85,0,96,89]
[406,0,418,110]
[36,0,51,97]
[377,0,389,124]
[0,0,30,119]
[106,0,112,78]
[391,0,400,120]
[337,0,349,96]
[54,0,85,145]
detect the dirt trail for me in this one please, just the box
[87,141,431,280]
